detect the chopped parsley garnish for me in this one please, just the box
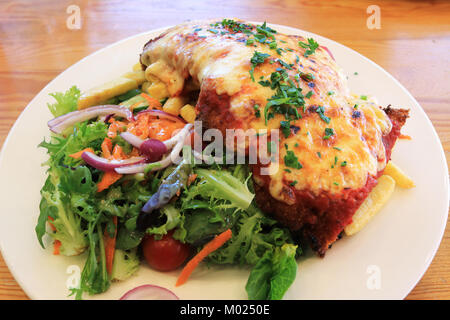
[334,156,338,166]
[280,120,291,138]
[353,104,358,109]
[327,91,334,95]
[284,150,303,169]
[323,128,335,140]
[246,38,255,45]
[354,72,359,75]
[341,161,347,167]
[333,182,339,186]
[249,51,270,81]
[298,38,319,57]
[299,72,315,82]
[289,180,298,186]
[333,147,342,151]
[256,21,277,39]
[220,19,252,33]
[254,104,261,118]
[360,95,368,100]
[267,141,276,154]
[317,152,322,158]
[315,106,330,124]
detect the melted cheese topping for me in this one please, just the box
[140,20,392,202]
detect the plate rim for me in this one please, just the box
[0,21,448,300]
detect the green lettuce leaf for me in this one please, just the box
[246,243,298,300]
[47,86,80,117]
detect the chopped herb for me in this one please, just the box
[289,180,298,186]
[284,150,303,169]
[327,91,334,95]
[267,141,276,153]
[354,72,359,75]
[246,38,255,45]
[333,147,342,151]
[298,38,319,57]
[333,182,339,186]
[317,152,322,158]
[249,51,270,81]
[254,104,261,118]
[334,156,338,165]
[315,106,330,124]
[323,128,335,140]
[353,104,358,109]
[280,120,291,138]
[305,91,313,98]
[341,161,347,167]
[360,95,368,100]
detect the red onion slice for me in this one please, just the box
[120,132,145,148]
[163,123,193,149]
[320,45,335,61]
[81,151,145,172]
[48,105,134,134]
[120,285,179,300]
[136,109,186,124]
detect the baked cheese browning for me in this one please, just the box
[141,19,393,196]
[141,19,409,255]
[253,108,409,256]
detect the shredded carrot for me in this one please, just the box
[101,138,113,159]
[129,147,140,157]
[104,216,118,275]
[107,118,127,139]
[176,229,232,287]
[53,240,61,255]
[97,171,122,192]
[68,148,94,159]
[148,119,184,141]
[187,173,198,186]
[112,144,126,160]
[129,102,143,112]
[48,216,56,231]
[399,134,412,140]
[141,93,162,109]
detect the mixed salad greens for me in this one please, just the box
[36,85,302,300]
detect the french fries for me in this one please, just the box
[180,104,196,123]
[122,70,146,85]
[162,97,187,116]
[345,175,396,236]
[383,161,415,189]
[77,77,138,109]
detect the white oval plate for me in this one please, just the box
[0,23,448,300]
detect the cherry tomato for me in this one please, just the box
[142,231,190,272]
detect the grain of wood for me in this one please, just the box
[0,0,448,300]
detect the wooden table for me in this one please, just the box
[0,0,449,300]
